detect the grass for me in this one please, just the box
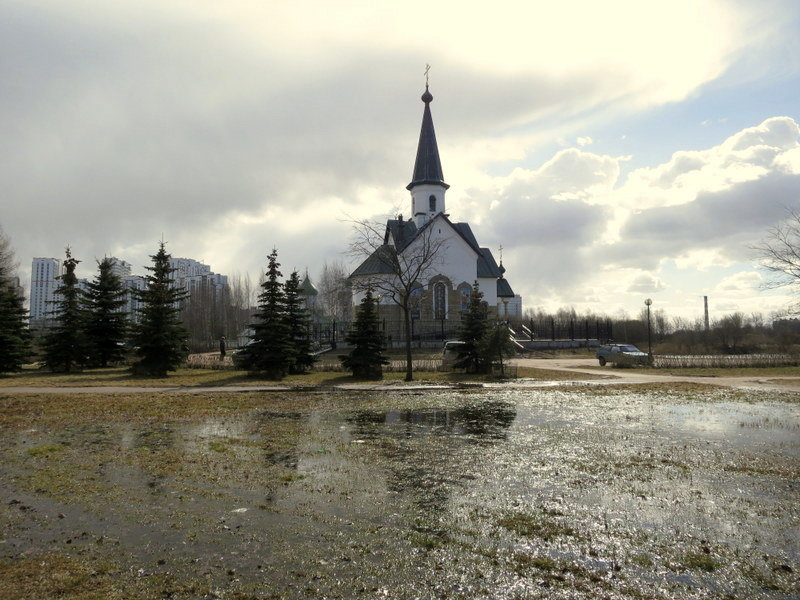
[496,510,576,541]
[615,365,800,377]
[26,443,66,457]
[0,363,602,388]
[683,551,720,573]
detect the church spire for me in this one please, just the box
[407,84,449,191]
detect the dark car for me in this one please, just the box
[596,343,649,366]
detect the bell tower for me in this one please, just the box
[407,84,449,228]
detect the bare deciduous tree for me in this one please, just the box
[317,259,352,324]
[0,227,18,277]
[348,217,448,381]
[753,209,800,301]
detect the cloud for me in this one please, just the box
[0,0,795,323]
[465,117,800,313]
[715,271,762,294]
[627,274,666,294]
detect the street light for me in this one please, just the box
[644,298,653,360]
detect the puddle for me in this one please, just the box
[1,388,798,599]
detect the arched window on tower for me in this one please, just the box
[429,195,436,212]
[434,282,447,320]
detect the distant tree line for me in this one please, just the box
[516,305,800,355]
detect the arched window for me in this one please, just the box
[434,282,446,320]
[457,283,471,313]
[429,194,436,212]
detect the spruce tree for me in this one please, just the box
[241,249,292,379]
[340,289,388,379]
[483,321,517,377]
[284,270,316,374]
[454,282,490,374]
[44,248,90,373]
[131,242,189,377]
[84,257,129,367]
[0,234,30,374]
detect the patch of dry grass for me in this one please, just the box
[0,363,603,389]
[618,366,800,378]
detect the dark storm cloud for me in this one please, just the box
[612,172,800,269]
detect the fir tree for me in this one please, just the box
[454,282,490,374]
[241,249,292,379]
[284,270,316,374]
[483,321,517,377]
[0,233,30,374]
[84,257,129,367]
[44,248,90,373]
[340,289,388,379]
[131,242,189,377]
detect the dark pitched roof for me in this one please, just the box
[497,277,515,298]
[384,218,418,252]
[351,216,515,296]
[349,245,397,277]
[407,86,450,191]
[299,274,318,296]
[477,247,502,278]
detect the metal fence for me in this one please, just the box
[312,318,464,348]
[520,319,614,343]
[653,354,800,368]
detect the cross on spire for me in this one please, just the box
[424,63,430,87]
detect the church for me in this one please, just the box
[349,84,515,341]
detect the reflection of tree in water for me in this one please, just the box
[347,401,516,512]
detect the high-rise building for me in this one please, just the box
[29,254,230,327]
[107,257,132,278]
[29,257,62,324]
[170,258,211,278]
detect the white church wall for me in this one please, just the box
[404,214,477,293]
[478,277,498,306]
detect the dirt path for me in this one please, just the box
[512,357,800,393]
[2,358,799,395]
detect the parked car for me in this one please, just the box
[441,340,466,369]
[596,343,649,366]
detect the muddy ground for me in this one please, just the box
[1,384,798,599]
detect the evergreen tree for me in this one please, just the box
[284,270,316,374]
[44,248,90,373]
[0,231,30,374]
[483,321,517,377]
[84,257,129,367]
[454,282,490,374]
[131,242,189,377]
[240,249,292,379]
[340,289,388,379]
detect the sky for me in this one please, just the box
[2,0,800,323]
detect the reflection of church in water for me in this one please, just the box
[349,85,517,341]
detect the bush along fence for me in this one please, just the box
[653,354,800,369]
[313,318,464,348]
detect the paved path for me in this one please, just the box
[512,357,800,393]
[1,359,799,394]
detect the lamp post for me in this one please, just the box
[644,298,653,360]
